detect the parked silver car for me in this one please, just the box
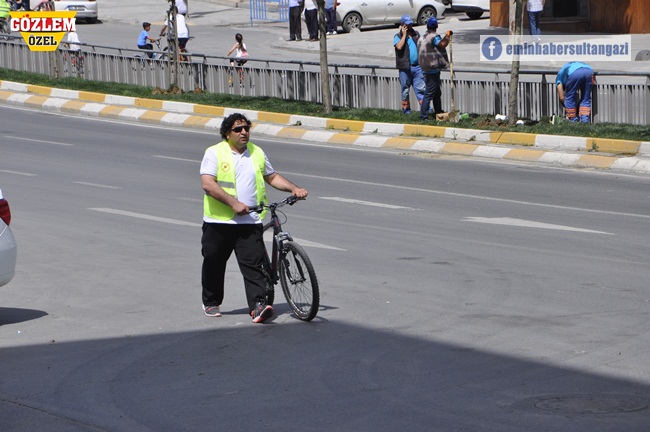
[0,189,17,288]
[450,0,489,20]
[336,0,446,33]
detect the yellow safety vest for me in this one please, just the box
[204,141,268,221]
[0,1,11,19]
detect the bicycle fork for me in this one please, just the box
[276,232,307,285]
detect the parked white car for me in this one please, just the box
[0,189,17,288]
[336,0,446,33]
[29,0,99,23]
[450,0,489,20]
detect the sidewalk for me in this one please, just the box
[98,0,650,73]
[7,2,648,175]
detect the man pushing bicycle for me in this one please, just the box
[199,113,308,323]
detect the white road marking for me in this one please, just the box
[154,155,198,163]
[74,182,122,189]
[463,217,613,235]
[286,172,650,220]
[89,208,345,250]
[177,197,202,203]
[0,169,37,176]
[320,196,418,210]
[88,208,201,227]
[10,136,73,146]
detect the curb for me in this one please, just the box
[2,79,650,174]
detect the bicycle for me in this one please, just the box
[227,59,253,89]
[163,37,190,62]
[249,195,319,321]
[33,0,54,11]
[133,40,165,70]
[62,49,85,76]
[0,18,10,40]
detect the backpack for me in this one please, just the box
[417,31,449,72]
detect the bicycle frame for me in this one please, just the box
[250,195,319,321]
[258,200,292,284]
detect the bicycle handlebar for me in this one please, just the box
[249,195,302,214]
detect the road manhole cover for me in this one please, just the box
[534,396,648,414]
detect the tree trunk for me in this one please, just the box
[317,0,332,114]
[171,8,180,90]
[507,0,523,127]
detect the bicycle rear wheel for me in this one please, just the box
[0,20,10,39]
[279,241,319,321]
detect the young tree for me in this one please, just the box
[508,0,523,126]
[316,0,332,114]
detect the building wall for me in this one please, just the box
[589,0,649,33]
[489,0,650,34]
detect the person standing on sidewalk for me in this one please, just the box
[304,0,318,41]
[325,0,337,35]
[200,113,308,323]
[525,0,545,42]
[556,61,593,123]
[288,0,304,41]
[394,14,424,114]
[417,17,451,121]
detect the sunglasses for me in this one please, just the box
[231,125,250,133]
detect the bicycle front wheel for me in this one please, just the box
[279,241,319,321]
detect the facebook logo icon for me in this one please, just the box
[481,37,502,61]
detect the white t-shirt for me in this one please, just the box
[165,14,189,38]
[175,0,187,14]
[200,144,275,224]
[235,43,248,58]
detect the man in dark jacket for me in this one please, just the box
[417,17,452,120]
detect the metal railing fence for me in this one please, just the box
[1,37,649,125]
[250,0,289,25]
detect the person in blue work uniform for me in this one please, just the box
[556,62,594,123]
[394,15,425,114]
[417,17,452,121]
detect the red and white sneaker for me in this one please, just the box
[251,302,274,323]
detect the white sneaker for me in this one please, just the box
[326,31,332,35]
[332,31,337,35]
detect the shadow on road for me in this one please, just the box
[1,320,648,431]
[0,307,48,326]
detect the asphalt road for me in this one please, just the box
[2,104,650,431]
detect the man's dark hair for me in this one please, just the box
[220,113,251,139]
